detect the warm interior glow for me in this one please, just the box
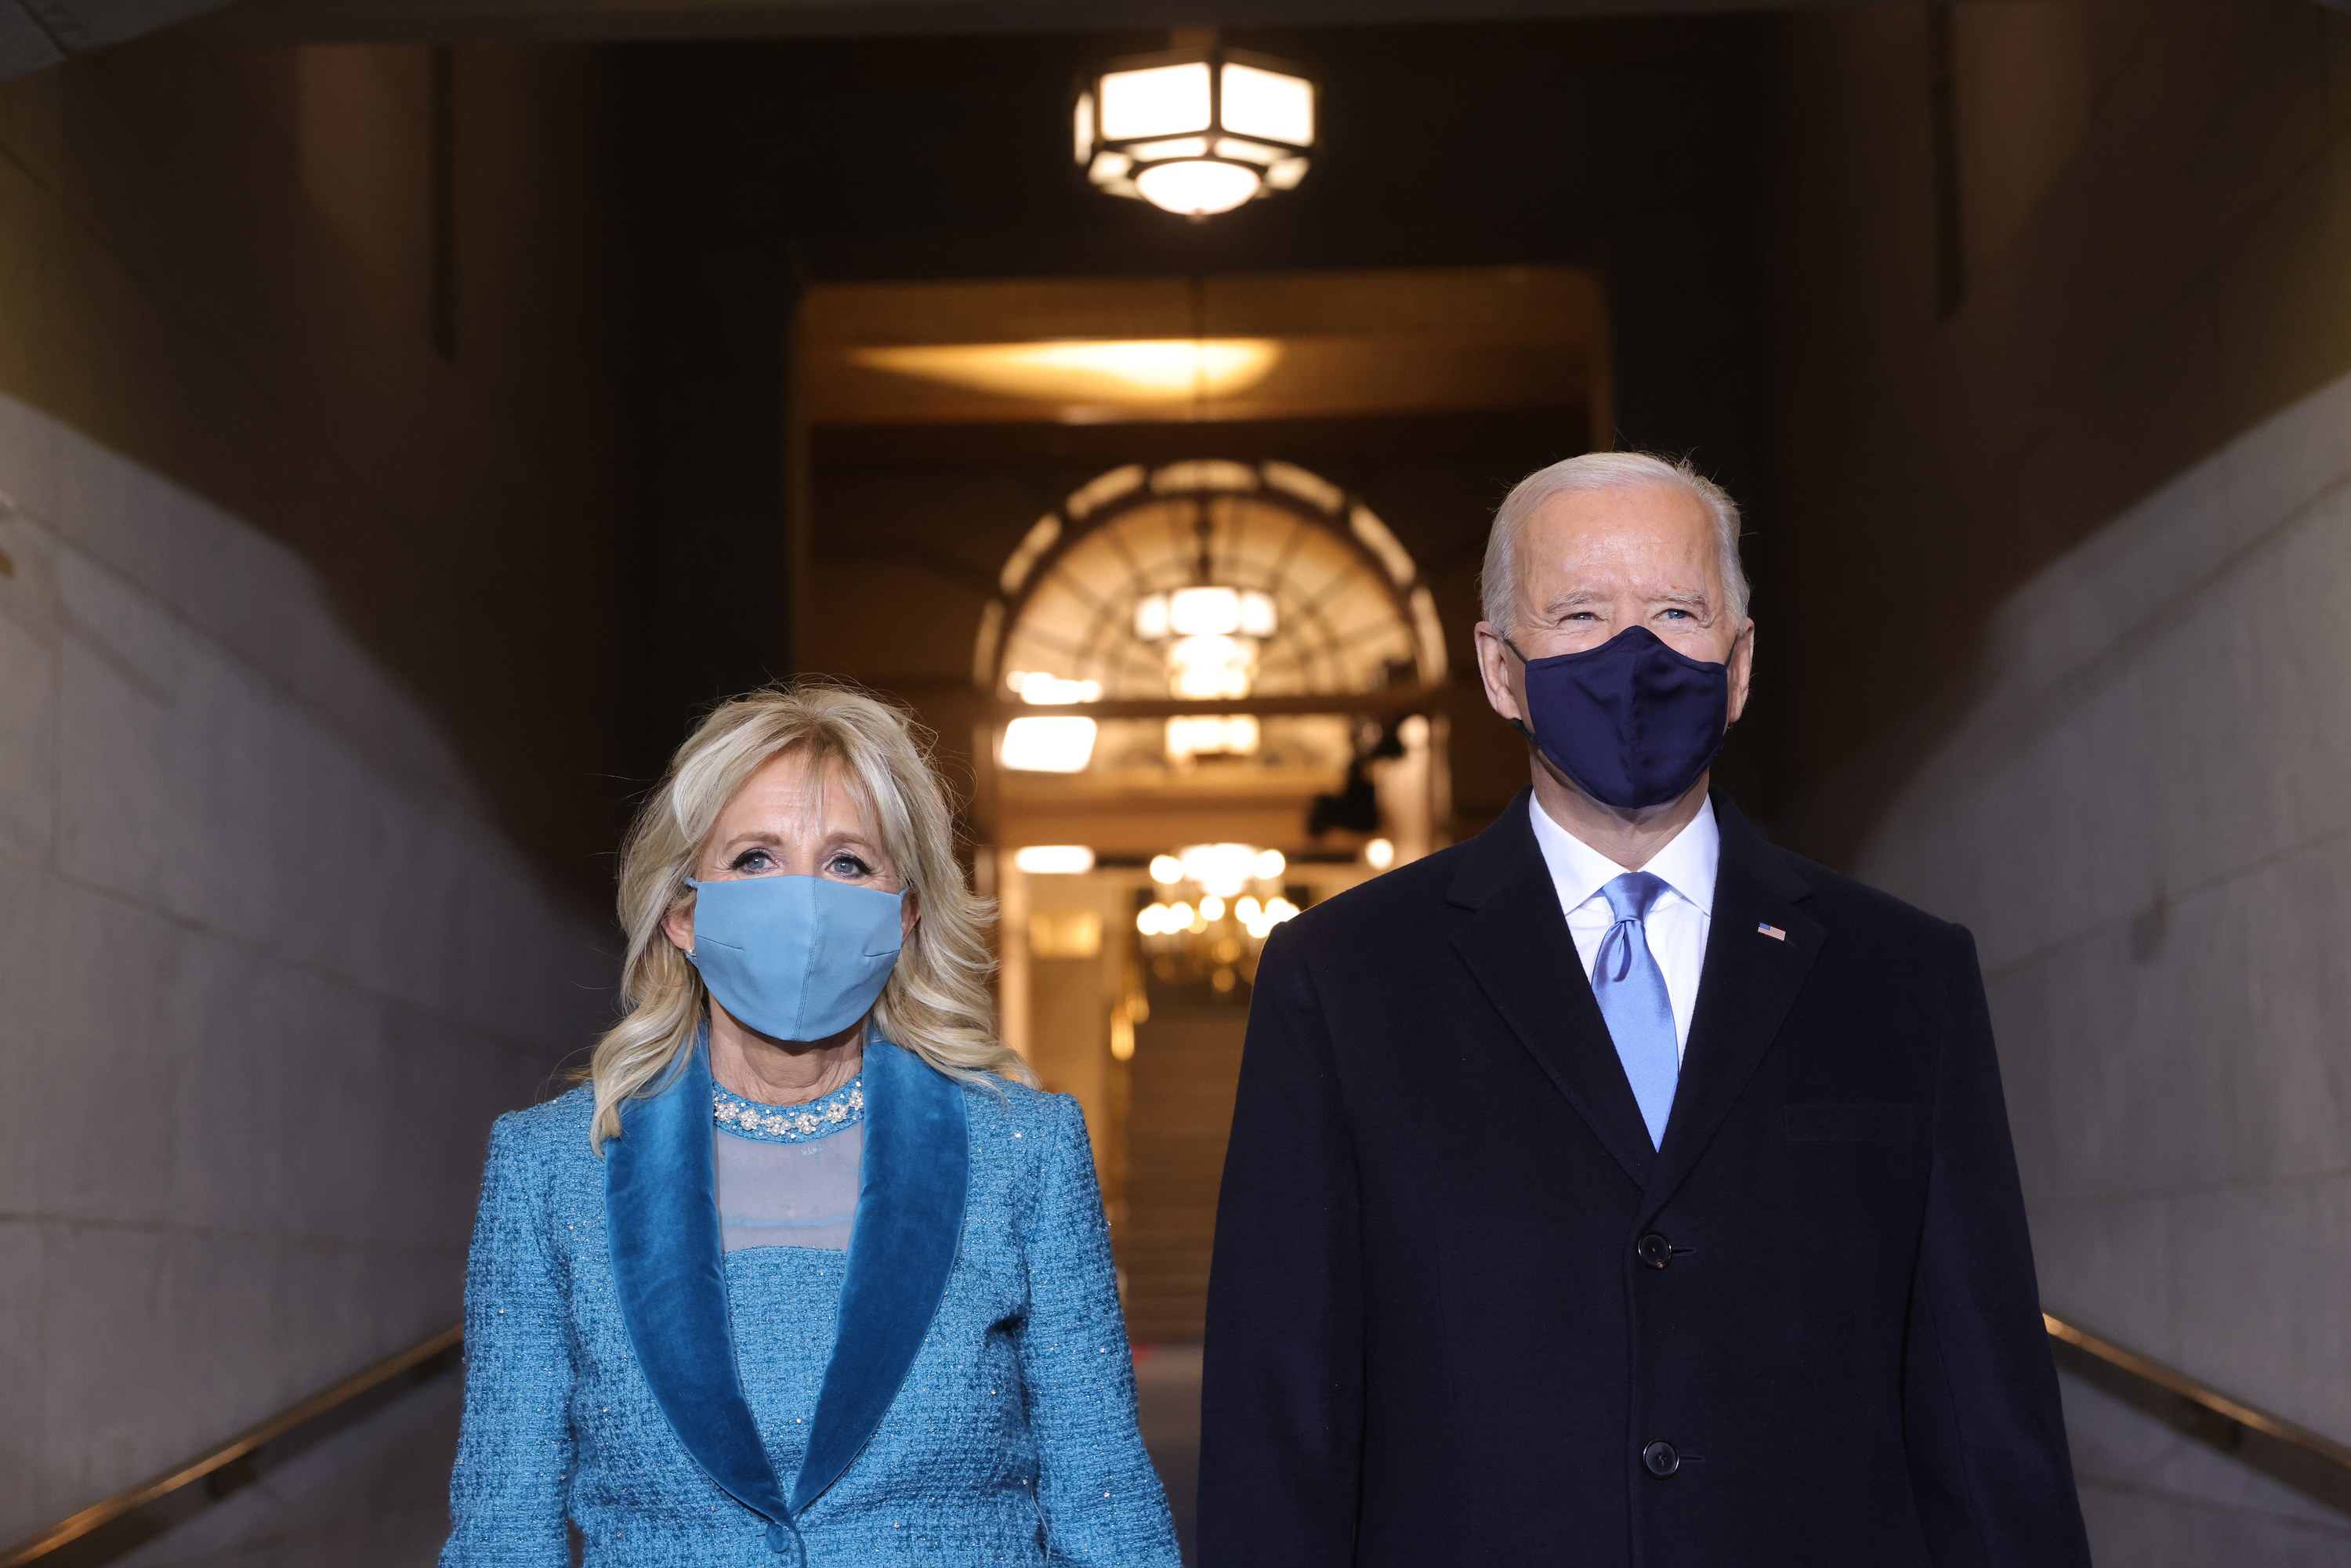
[1135,159,1262,217]
[1013,845,1096,875]
[1001,716,1097,773]
[1266,156,1310,190]
[851,339,1281,404]
[1220,62,1314,145]
[1167,634,1257,700]
[1099,60,1212,139]
[1029,910,1103,958]
[1149,853,1184,885]
[1240,895,1298,940]
[1007,670,1101,704]
[1239,590,1277,637]
[1364,837,1396,870]
[1169,585,1241,636]
[1178,842,1265,898]
[1254,848,1287,881]
[1165,713,1261,762]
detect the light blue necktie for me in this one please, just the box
[1592,871,1679,1150]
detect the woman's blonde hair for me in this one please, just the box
[587,680,1033,1149]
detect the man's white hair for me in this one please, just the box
[1480,451,1750,636]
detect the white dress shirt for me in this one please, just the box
[1527,793,1720,1061]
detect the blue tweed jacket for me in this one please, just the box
[440,1038,1179,1568]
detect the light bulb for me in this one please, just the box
[1135,159,1262,217]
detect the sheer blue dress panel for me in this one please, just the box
[714,1121,860,1252]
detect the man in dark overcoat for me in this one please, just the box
[1198,452,2089,1567]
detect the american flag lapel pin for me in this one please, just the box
[1757,922,1787,941]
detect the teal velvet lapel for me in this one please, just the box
[790,1039,969,1513]
[605,1033,795,1536]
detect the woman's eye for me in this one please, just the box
[828,854,874,878]
[728,849,775,873]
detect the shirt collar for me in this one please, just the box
[1528,791,1719,918]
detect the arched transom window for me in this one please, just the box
[983,458,1443,703]
[978,460,1443,777]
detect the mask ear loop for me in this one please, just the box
[1497,633,1544,751]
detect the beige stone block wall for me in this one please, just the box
[1766,0,2351,1553]
[0,38,632,1547]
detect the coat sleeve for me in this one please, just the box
[440,1114,578,1568]
[1197,922,1364,1568]
[1903,925,2092,1566]
[1019,1092,1183,1568]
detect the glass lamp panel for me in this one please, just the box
[1170,586,1244,636]
[1238,590,1277,637]
[1014,845,1096,875]
[1134,159,1261,216]
[1074,91,1096,165]
[1134,592,1172,640]
[1220,63,1313,146]
[1001,716,1098,773]
[1122,136,1210,163]
[1099,61,1212,139]
[1266,157,1310,191]
[1165,714,1262,762]
[1167,634,1256,699]
[1212,136,1282,168]
[1013,671,1100,704]
[1088,150,1132,186]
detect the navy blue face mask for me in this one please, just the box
[1504,625,1732,809]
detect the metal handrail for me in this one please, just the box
[0,1324,461,1566]
[2042,1310,2351,1513]
[5,1310,2346,1561]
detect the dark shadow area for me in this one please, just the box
[1135,1344,1204,1567]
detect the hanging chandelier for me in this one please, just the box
[1136,844,1301,994]
[1134,584,1277,700]
[1074,39,1316,219]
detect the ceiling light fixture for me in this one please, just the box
[1136,585,1278,701]
[1075,36,1315,219]
[851,339,1281,404]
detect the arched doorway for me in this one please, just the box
[980,457,1447,1342]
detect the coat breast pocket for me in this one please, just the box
[1783,1102,1922,1143]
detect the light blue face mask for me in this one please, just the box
[683,875,907,1043]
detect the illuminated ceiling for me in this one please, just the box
[801,266,1609,433]
[846,339,1284,412]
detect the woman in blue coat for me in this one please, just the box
[442,683,1179,1567]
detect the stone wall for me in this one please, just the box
[1762,0,2351,1552]
[0,41,630,1550]
[1849,371,2351,1559]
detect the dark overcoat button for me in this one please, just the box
[1635,1232,1672,1269]
[1642,1441,1679,1477]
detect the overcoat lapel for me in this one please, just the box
[1639,796,1823,1222]
[791,1038,969,1513]
[1448,793,1656,1189]
[605,1031,794,1534]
